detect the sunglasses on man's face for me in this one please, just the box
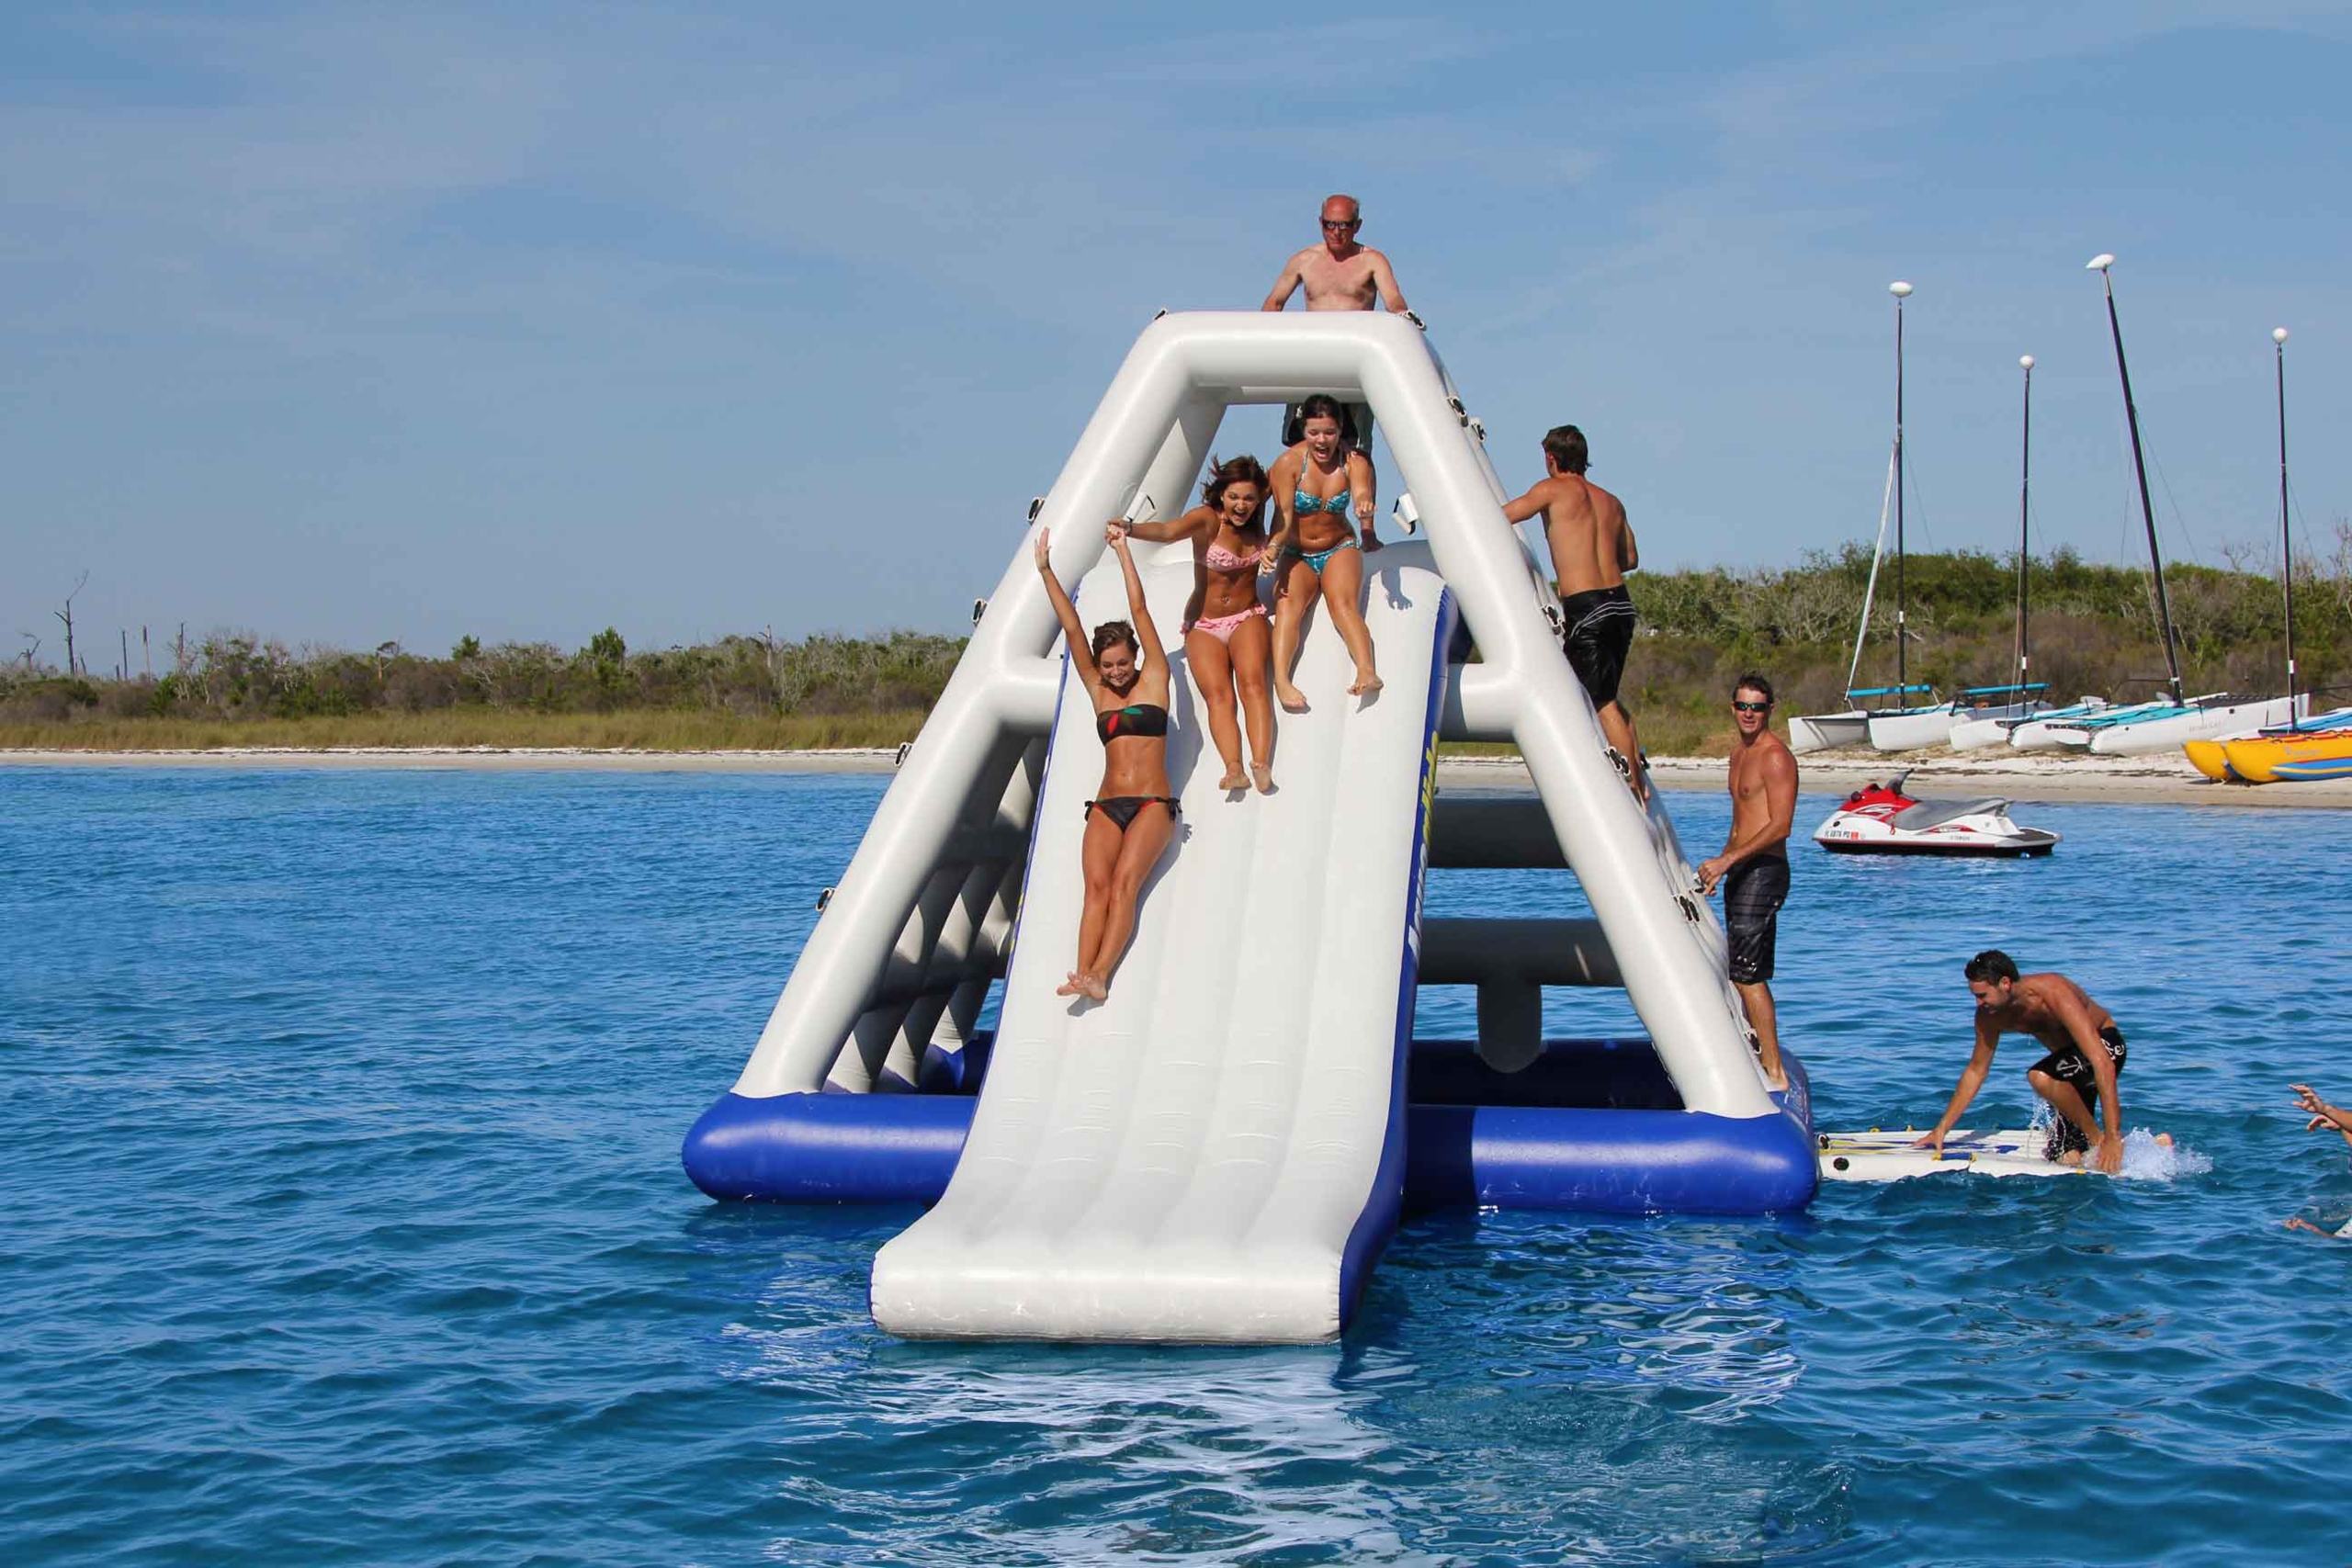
[1732,700,1771,714]
[1322,220,1358,231]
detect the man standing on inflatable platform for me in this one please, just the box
[1261,195,1408,450]
[1497,424,1646,802]
[1697,675,1796,1091]
[1261,194,1409,315]
[1916,952,2132,1175]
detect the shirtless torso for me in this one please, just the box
[1977,974,2119,1054]
[1530,473,1635,597]
[1263,242,1408,311]
[1725,730,1795,863]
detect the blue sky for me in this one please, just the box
[6,2,2348,660]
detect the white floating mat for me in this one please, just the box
[1816,1127,2085,1181]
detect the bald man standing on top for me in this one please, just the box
[1261,194,1409,313]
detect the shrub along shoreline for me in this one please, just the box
[8,540,2346,758]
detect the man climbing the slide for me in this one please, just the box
[1497,424,1646,801]
[1916,952,2136,1174]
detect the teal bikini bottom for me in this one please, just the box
[1290,537,1360,575]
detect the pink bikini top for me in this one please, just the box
[1204,537,1264,572]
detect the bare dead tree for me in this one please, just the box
[17,634,38,673]
[54,571,88,676]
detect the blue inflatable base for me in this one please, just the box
[685,1038,1817,1216]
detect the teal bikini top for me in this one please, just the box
[1295,489,1351,515]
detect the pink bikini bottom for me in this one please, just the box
[1185,603,1268,646]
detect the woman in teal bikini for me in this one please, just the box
[1267,393,1383,709]
[1123,455,1277,794]
[1035,522,1178,1002]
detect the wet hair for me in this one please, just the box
[1091,620,1138,665]
[1965,950,2020,985]
[1297,394,1348,434]
[1544,424,1589,475]
[1200,454,1270,521]
[1732,672,1774,705]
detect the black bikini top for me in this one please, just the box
[1096,703,1169,744]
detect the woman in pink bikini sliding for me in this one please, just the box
[1124,455,1277,794]
[1266,393,1382,709]
[1034,522,1178,1002]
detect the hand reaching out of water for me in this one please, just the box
[2292,1084,2352,1145]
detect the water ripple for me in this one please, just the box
[5,770,2352,1563]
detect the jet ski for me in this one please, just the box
[1812,771,2059,857]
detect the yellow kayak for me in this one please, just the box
[2184,739,2233,781]
[2220,730,2352,784]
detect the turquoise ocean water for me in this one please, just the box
[3,765,2348,1565]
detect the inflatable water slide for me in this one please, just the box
[684,312,1815,1344]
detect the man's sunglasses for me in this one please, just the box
[1321,219,1359,231]
[1732,700,1771,714]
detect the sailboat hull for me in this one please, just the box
[1790,713,1868,754]
[1867,706,1957,752]
[2086,696,2300,755]
[1949,701,2053,751]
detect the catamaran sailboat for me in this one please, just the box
[2048,256,2302,757]
[1792,282,1944,753]
[1947,355,2054,750]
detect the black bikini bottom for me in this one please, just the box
[1084,795,1180,831]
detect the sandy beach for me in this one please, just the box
[6,743,2349,808]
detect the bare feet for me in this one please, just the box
[1350,669,1383,698]
[1078,972,1109,1002]
[1250,761,1274,795]
[1056,973,1083,998]
[1275,682,1310,714]
[1218,763,1248,792]
[2154,1132,2175,1148]
[1765,1070,1790,1093]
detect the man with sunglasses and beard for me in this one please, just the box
[1697,674,1797,1091]
[1261,194,1409,314]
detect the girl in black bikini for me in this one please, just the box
[1035,522,1179,1002]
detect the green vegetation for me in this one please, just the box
[1,629,962,750]
[6,531,2346,757]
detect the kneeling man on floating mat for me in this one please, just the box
[1913,950,2160,1175]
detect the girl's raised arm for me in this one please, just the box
[1106,524,1165,671]
[1035,529,1100,691]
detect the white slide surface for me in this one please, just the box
[869,539,1452,1343]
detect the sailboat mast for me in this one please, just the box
[2018,355,2034,690]
[1890,281,1913,702]
[2275,326,2296,729]
[2088,254,2184,705]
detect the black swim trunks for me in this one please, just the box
[2032,1024,2127,1158]
[1722,853,1790,985]
[1559,584,1637,709]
